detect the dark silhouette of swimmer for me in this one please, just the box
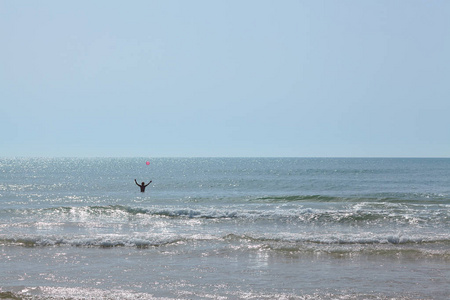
[135,179,152,192]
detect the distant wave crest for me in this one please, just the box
[253,194,450,204]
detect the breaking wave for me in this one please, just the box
[1,202,448,226]
[1,231,450,258]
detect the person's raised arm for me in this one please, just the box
[145,180,152,187]
[135,179,140,186]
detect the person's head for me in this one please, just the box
[142,182,145,185]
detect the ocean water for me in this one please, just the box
[0,157,449,299]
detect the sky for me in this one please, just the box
[1,1,449,157]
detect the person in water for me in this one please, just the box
[135,179,152,192]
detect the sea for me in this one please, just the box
[0,157,449,299]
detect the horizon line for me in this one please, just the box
[1,156,449,159]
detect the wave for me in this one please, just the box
[253,194,450,204]
[223,233,450,246]
[2,232,450,247]
[1,203,449,226]
[224,233,450,259]
[1,232,449,259]
[0,234,190,248]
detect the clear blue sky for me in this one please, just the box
[1,1,449,157]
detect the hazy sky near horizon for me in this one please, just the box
[1,1,449,157]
